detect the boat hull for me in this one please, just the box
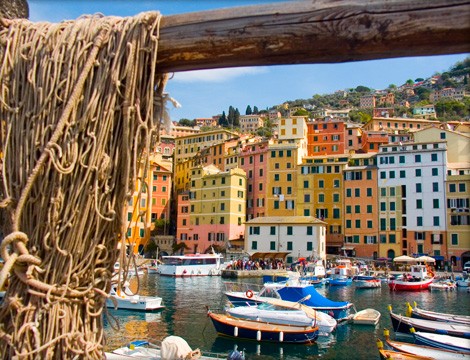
[414,332,470,353]
[106,295,164,311]
[208,312,319,344]
[355,279,381,289]
[388,278,433,291]
[353,308,381,325]
[386,337,468,360]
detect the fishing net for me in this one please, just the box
[0,11,168,358]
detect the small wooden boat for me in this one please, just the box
[406,302,470,325]
[208,311,319,344]
[383,329,469,359]
[353,308,381,325]
[412,330,470,354]
[389,306,470,338]
[377,338,433,360]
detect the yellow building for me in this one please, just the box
[297,155,348,253]
[188,165,246,253]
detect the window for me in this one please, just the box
[416,199,422,209]
[433,199,439,208]
[287,226,293,235]
[380,218,386,231]
[380,171,386,179]
[287,241,293,251]
[307,226,313,235]
[355,188,360,197]
[346,189,352,197]
[367,205,372,213]
[270,241,276,250]
[367,220,373,229]
[431,153,438,161]
[417,216,423,226]
[389,171,395,179]
[415,169,421,177]
[400,170,406,178]
[270,226,276,235]
[432,168,438,176]
[355,205,361,213]
[303,180,309,188]
[366,170,372,180]
[389,234,396,243]
[432,182,439,192]
[367,188,372,197]
[333,208,340,219]
[346,220,351,228]
[274,174,280,181]
[333,193,340,202]
[390,218,396,230]
[380,202,386,211]
[307,242,313,251]
[319,180,324,188]
[416,183,422,193]
[415,154,421,163]
[399,155,405,164]
[449,184,456,192]
[251,241,258,250]
[459,183,466,192]
[451,233,458,245]
[433,216,440,226]
[390,202,396,211]
[346,205,351,214]
[355,219,361,228]
[304,194,311,202]
[318,194,325,202]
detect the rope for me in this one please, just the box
[0,11,167,359]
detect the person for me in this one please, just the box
[402,273,407,281]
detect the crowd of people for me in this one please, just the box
[225,258,286,271]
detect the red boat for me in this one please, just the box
[388,265,434,291]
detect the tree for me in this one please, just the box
[253,105,259,114]
[415,78,424,82]
[355,85,371,93]
[218,111,228,126]
[406,79,414,85]
[388,84,397,90]
[293,108,309,116]
[178,118,196,127]
[349,109,372,123]
[172,241,189,255]
[245,105,252,115]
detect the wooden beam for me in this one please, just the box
[157,0,470,73]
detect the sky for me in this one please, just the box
[28,0,469,121]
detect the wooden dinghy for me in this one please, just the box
[412,330,470,354]
[406,302,470,325]
[389,306,470,338]
[353,308,381,325]
[383,329,469,360]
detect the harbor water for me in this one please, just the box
[104,273,470,359]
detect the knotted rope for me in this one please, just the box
[0,11,167,359]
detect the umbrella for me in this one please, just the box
[393,255,417,262]
[415,255,436,263]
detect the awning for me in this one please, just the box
[341,246,355,250]
[248,252,291,260]
[432,256,445,261]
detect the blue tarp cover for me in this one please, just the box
[276,284,350,308]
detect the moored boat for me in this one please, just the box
[157,251,225,277]
[354,275,381,289]
[383,329,469,359]
[412,330,470,354]
[389,306,470,338]
[388,265,434,291]
[428,280,456,291]
[326,276,352,286]
[353,308,381,325]
[405,302,470,325]
[208,311,319,344]
[106,283,164,311]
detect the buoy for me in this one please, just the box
[256,330,261,341]
[279,331,284,342]
[234,326,238,337]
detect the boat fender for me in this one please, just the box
[256,330,261,341]
[405,303,412,317]
[234,326,238,337]
[245,290,254,299]
[279,331,284,342]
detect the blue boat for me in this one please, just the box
[326,277,353,286]
[208,311,319,344]
[224,280,353,320]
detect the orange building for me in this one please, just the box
[307,119,346,156]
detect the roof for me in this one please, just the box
[245,216,326,225]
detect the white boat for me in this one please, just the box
[384,329,469,360]
[352,308,381,325]
[456,278,470,287]
[106,337,240,359]
[413,331,470,354]
[429,280,457,291]
[157,252,225,277]
[227,297,337,335]
[106,283,164,311]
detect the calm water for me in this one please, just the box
[104,274,470,359]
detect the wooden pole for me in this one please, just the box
[156,0,470,73]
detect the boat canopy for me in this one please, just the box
[275,284,350,309]
[248,252,291,260]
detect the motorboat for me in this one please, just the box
[158,251,225,277]
[389,306,470,338]
[326,276,352,286]
[224,280,353,321]
[428,280,456,291]
[106,283,164,311]
[405,302,470,325]
[207,310,319,344]
[354,276,381,289]
[388,265,434,291]
[383,328,469,360]
[352,308,381,325]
